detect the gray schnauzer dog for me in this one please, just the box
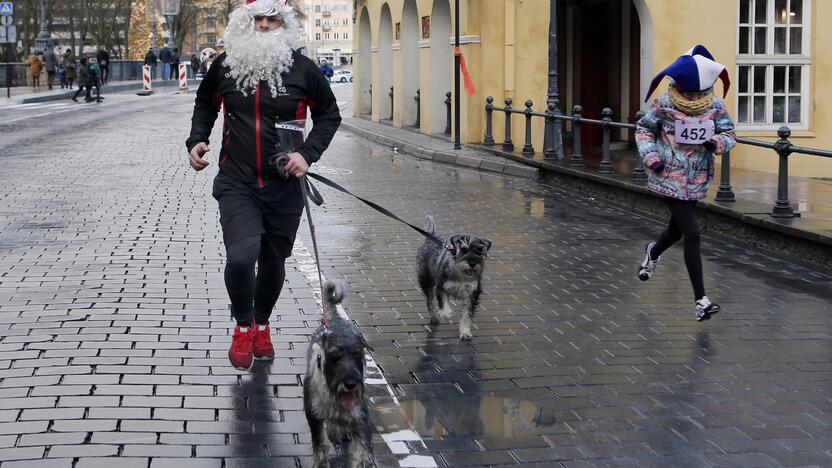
[304,280,376,468]
[417,216,492,340]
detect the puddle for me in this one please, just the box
[370,396,558,440]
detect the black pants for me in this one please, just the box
[101,66,109,83]
[651,197,705,300]
[73,85,91,101]
[225,234,287,326]
[47,71,55,89]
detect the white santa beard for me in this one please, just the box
[223,11,302,97]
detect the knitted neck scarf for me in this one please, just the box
[668,84,714,116]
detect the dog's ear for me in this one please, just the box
[480,238,492,252]
[360,335,375,352]
[449,235,465,251]
[314,328,331,346]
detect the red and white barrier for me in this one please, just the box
[179,63,188,90]
[143,65,152,91]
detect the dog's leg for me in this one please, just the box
[418,269,439,324]
[347,424,376,468]
[437,290,453,321]
[307,411,330,468]
[458,283,481,341]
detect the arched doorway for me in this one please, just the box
[400,0,420,127]
[429,0,452,134]
[357,7,372,116]
[565,0,651,146]
[378,4,394,121]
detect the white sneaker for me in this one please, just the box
[638,242,660,281]
[695,296,720,321]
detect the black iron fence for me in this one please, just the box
[484,96,832,219]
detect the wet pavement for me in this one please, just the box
[0,89,831,467]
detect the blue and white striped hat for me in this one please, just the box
[644,45,730,102]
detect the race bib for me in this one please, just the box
[674,119,714,145]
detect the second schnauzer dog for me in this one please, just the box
[417,216,492,340]
[304,280,376,468]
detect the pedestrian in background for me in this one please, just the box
[63,48,76,89]
[636,44,736,322]
[159,45,173,80]
[26,54,44,90]
[71,57,92,102]
[143,48,158,79]
[170,47,180,80]
[318,58,333,81]
[88,57,103,102]
[58,63,67,89]
[97,49,110,84]
[190,54,200,78]
[44,48,58,90]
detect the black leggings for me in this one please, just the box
[651,198,705,300]
[225,235,287,326]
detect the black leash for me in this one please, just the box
[304,171,442,245]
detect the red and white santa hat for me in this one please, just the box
[644,44,730,102]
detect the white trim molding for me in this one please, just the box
[447,35,481,45]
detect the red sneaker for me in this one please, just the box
[228,325,254,370]
[253,323,275,361]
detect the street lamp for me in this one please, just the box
[161,0,180,49]
[34,0,50,54]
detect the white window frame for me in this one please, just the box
[736,0,811,130]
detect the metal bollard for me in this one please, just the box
[771,126,796,218]
[715,150,736,202]
[543,102,556,159]
[445,92,452,135]
[598,107,614,174]
[484,96,495,145]
[631,110,648,183]
[522,100,535,156]
[502,98,514,151]
[570,105,584,168]
[414,89,420,127]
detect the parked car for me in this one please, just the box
[332,69,353,83]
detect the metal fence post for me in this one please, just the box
[502,98,514,151]
[389,86,394,120]
[715,150,736,202]
[445,92,452,135]
[598,107,613,174]
[631,110,648,183]
[543,102,556,159]
[570,105,584,168]
[522,100,535,156]
[484,96,495,145]
[414,89,420,128]
[771,126,796,218]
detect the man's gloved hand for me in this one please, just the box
[649,161,665,173]
[702,139,717,152]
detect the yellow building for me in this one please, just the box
[353,0,832,178]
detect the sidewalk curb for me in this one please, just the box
[339,120,540,180]
[15,80,200,104]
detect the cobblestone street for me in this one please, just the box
[1,90,831,467]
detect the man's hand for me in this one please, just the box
[189,142,210,171]
[283,152,309,177]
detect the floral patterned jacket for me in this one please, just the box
[635,93,737,201]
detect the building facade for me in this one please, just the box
[353,0,832,178]
[302,0,354,65]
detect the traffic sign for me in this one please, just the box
[0,15,11,25]
[0,25,15,43]
[0,3,13,16]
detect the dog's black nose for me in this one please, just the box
[343,379,358,391]
[467,260,478,268]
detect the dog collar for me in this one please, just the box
[444,242,455,254]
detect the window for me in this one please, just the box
[315,19,321,26]
[205,33,216,44]
[315,5,320,12]
[344,32,349,40]
[737,0,810,128]
[334,33,339,40]
[324,33,330,40]
[315,33,321,40]
[205,18,216,28]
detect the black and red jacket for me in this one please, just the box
[186,51,341,188]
